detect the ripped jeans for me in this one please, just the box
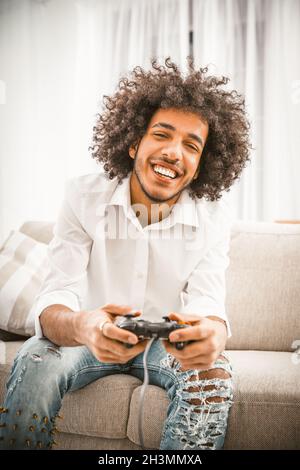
[0,336,233,450]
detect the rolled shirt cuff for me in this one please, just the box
[32,290,80,338]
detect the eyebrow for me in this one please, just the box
[151,122,204,148]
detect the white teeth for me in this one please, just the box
[153,165,177,179]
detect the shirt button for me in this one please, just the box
[137,272,144,279]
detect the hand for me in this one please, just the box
[162,312,228,371]
[77,303,149,364]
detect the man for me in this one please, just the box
[0,57,250,450]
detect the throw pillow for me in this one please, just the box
[0,230,49,337]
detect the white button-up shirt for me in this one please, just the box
[33,171,233,338]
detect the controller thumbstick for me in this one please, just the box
[124,314,136,319]
[162,316,171,322]
[175,342,185,350]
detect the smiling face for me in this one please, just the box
[129,108,209,210]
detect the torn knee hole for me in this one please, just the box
[185,383,217,393]
[30,354,43,363]
[187,395,230,408]
[183,367,232,410]
[44,346,62,358]
[196,368,231,380]
[29,346,62,363]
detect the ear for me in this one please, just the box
[129,142,138,160]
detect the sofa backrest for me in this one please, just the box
[226,221,300,352]
[19,220,300,352]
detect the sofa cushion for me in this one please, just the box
[226,222,300,352]
[127,385,169,447]
[0,231,49,337]
[59,374,142,439]
[224,350,300,449]
[56,433,141,450]
[1,342,299,449]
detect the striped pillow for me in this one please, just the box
[0,230,49,336]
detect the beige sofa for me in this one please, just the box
[1,220,300,449]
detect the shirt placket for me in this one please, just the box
[128,234,149,313]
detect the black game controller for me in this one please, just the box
[117,315,192,350]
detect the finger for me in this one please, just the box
[161,341,214,371]
[122,339,150,360]
[100,335,136,356]
[102,321,138,345]
[162,338,213,360]
[167,311,202,324]
[100,335,149,359]
[98,344,147,367]
[169,322,212,343]
[97,354,121,364]
[90,345,123,364]
[127,339,149,355]
[101,304,142,317]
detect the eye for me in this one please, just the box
[186,143,199,152]
[153,133,167,138]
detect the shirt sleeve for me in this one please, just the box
[32,179,93,338]
[180,202,232,338]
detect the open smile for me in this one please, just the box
[150,163,180,183]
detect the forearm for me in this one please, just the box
[39,304,84,347]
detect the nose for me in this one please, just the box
[162,140,183,162]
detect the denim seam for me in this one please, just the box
[128,363,178,383]
[68,365,122,384]
[159,393,181,444]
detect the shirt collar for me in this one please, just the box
[170,189,199,228]
[108,173,132,212]
[97,172,199,228]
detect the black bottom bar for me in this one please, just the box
[1,449,299,466]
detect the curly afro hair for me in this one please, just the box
[89,57,251,201]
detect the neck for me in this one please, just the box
[130,172,178,226]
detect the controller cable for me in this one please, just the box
[138,336,156,450]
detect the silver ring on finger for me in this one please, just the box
[99,319,111,336]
